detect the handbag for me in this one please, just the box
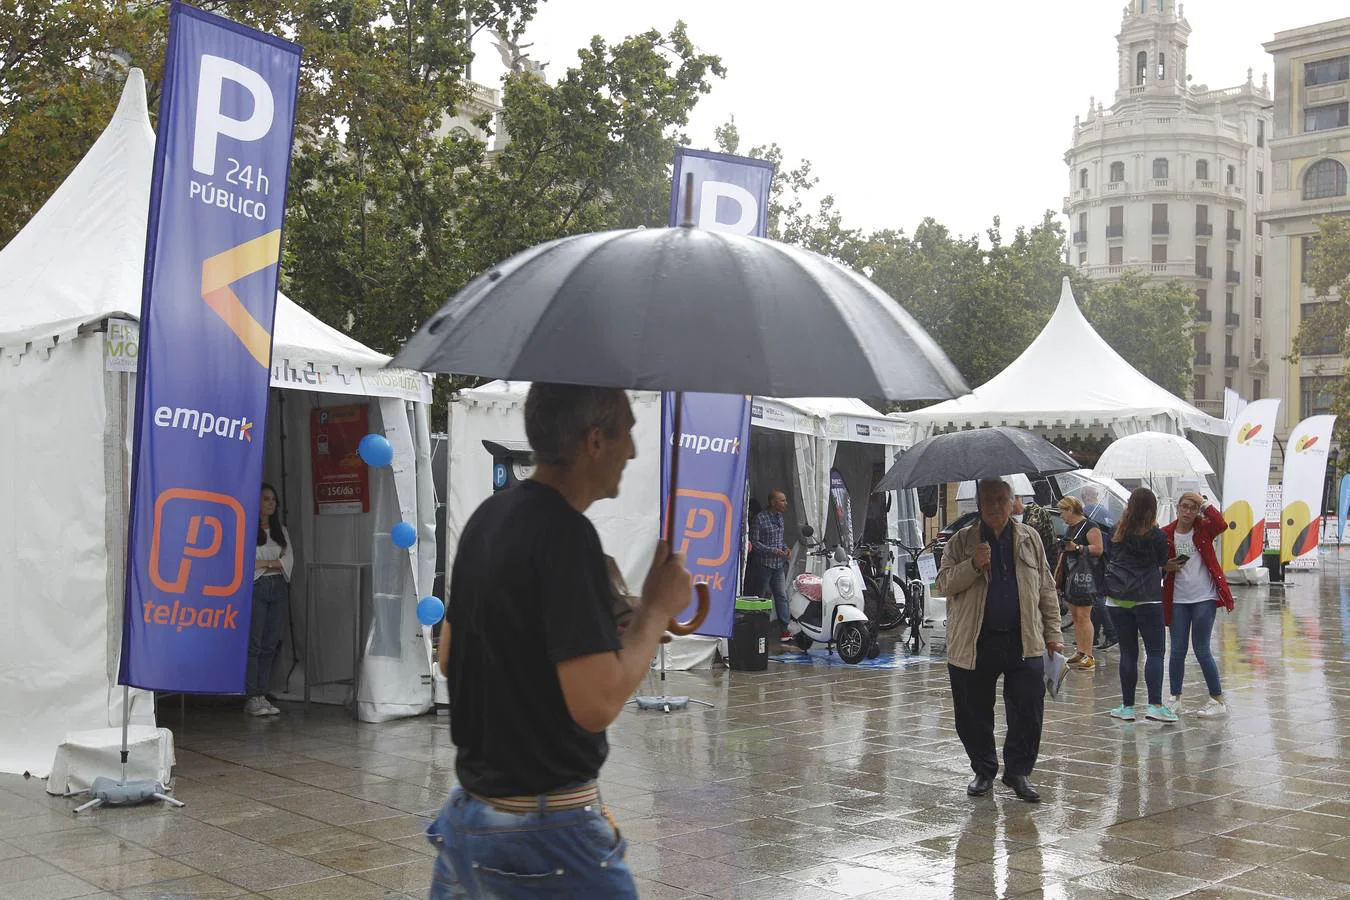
[1064,554,1099,598]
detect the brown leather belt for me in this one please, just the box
[471,782,600,814]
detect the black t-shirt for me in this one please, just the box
[447,480,622,797]
[980,522,1021,633]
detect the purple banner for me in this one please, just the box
[119,2,300,693]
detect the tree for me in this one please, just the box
[857,213,1076,395]
[1292,215,1350,454]
[1078,273,1196,397]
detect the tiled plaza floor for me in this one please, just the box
[2,555,1349,899]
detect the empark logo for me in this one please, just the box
[154,405,253,443]
[1294,434,1322,453]
[1235,422,1264,445]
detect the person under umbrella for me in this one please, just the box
[937,479,1064,804]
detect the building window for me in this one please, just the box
[1109,205,1124,231]
[1254,295,1262,318]
[1253,378,1262,400]
[1300,303,1342,355]
[1257,170,1264,194]
[1078,251,1087,266]
[1195,374,1207,398]
[1153,158,1169,179]
[1301,376,1337,417]
[1078,212,1087,233]
[1226,249,1235,273]
[1110,161,1125,183]
[1193,333,1206,354]
[1196,203,1209,227]
[1109,246,1123,265]
[1257,119,1265,148]
[1196,245,1208,269]
[1305,55,1350,87]
[1137,50,1148,86]
[1255,338,1263,358]
[1303,158,1348,200]
[1227,209,1236,230]
[1153,244,1168,263]
[1227,165,1236,185]
[1225,291,1234,313]
[1196,160,1209,180]
[1255,255,1263,276]
[1305,103,1349,133]
[1225,376,1233,390]
[1302,236,1317,284]
[1079,168,1088,189]
[1196,288,1208,310]
[1158,52,1166,81]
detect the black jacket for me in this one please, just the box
[1105,527,1168,604]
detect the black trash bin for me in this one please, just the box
[1263,549,1284,584]
[729,597,772,671]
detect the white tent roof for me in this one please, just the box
[901,278,1225,438]
[0,70,426,401]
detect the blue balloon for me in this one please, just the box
[358,433,394,468]
[417,596,445,627]
[391,521,417,548]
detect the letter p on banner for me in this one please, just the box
[120,2,300,694]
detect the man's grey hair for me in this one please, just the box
[977,478,1014,505]
[524,383,631,467]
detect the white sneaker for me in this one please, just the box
[262,697,281,716]
[1168,695,1183,715]
[1196,698,1228,718]
[244,697,271,717]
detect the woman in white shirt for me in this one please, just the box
[247,483,293,717]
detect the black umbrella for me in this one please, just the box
[393,217,967,633]
[391,225,967,401]
[873,426,1078,493]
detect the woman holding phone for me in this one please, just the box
[1162,491,1233,717]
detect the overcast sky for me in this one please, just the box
[472,0,1348,240]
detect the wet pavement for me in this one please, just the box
[2,555,1348,899]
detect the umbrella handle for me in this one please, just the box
[666,583,710,635]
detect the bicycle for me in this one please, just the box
[887,537,942,654]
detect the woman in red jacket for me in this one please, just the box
[1162,491,1234,717]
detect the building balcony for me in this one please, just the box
[1195,222,1214,236]
[1106,224,1125,239]
[1073,231,1088,244]
[1151,178,1173,191]
[1152,221,1171,235]
[1196,309,1213,323]
[1193,399,1225,416]
[1106,181,1127,193]
[1195,265,1213,278]
[1226,312,1240,327]
[1226,183,1244,197]
[1194,352,1213,367]
[1227,270,1241,284]
[1227,227,1242,241]
[1082,262,1197,280]
[1225,354,1240,369]
[1192,179,1218,193]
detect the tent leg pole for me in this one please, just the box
[120,684,130,784]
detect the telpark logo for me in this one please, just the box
[1236,423,1264,445]
[154,405,253,442]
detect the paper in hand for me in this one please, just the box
[1044,649,1070,700]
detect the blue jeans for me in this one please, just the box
[1107,603,1166,707]
[246,574,288,698]
[426,787,635,899]
[1169,600,1223,698]
[758,565,789,630]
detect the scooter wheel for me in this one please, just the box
[836,623,868,664]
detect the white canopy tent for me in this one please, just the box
[445,383,926,668]
[0,71,438,778]
[901,279,1226,438]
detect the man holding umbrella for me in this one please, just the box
[937,479,1063,803]
[429,384,692,897]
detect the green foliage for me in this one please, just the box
[1293,216,1350,453]
[1078,273,1196,397]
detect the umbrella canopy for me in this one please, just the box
[391,226,967,401]
[1092,431,1214,480]
[873,426,1079,492]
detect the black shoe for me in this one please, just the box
[967,774,994,797]
[1002,774,1040,803]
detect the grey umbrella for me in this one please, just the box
[873,427,1078,493]
[391,225,967,401]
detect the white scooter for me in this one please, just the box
[787,526,873,664]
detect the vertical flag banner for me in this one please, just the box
[660,393,753,638]
[1220,398,1279,571]
[662,149,773,637]
[1280,415,1337,564]
[120,3,301,693]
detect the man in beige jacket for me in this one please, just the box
[936,479,1062,803]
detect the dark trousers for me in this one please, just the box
[948,631,1046,779]
[1092,596,1117,642]
[1107,603,1166,707]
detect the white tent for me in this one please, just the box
[445,383,925,668]
[0,71,438,778]
[902,278,1226,441]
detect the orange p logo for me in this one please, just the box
[149,488,247,596]
[674,489,734,567]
